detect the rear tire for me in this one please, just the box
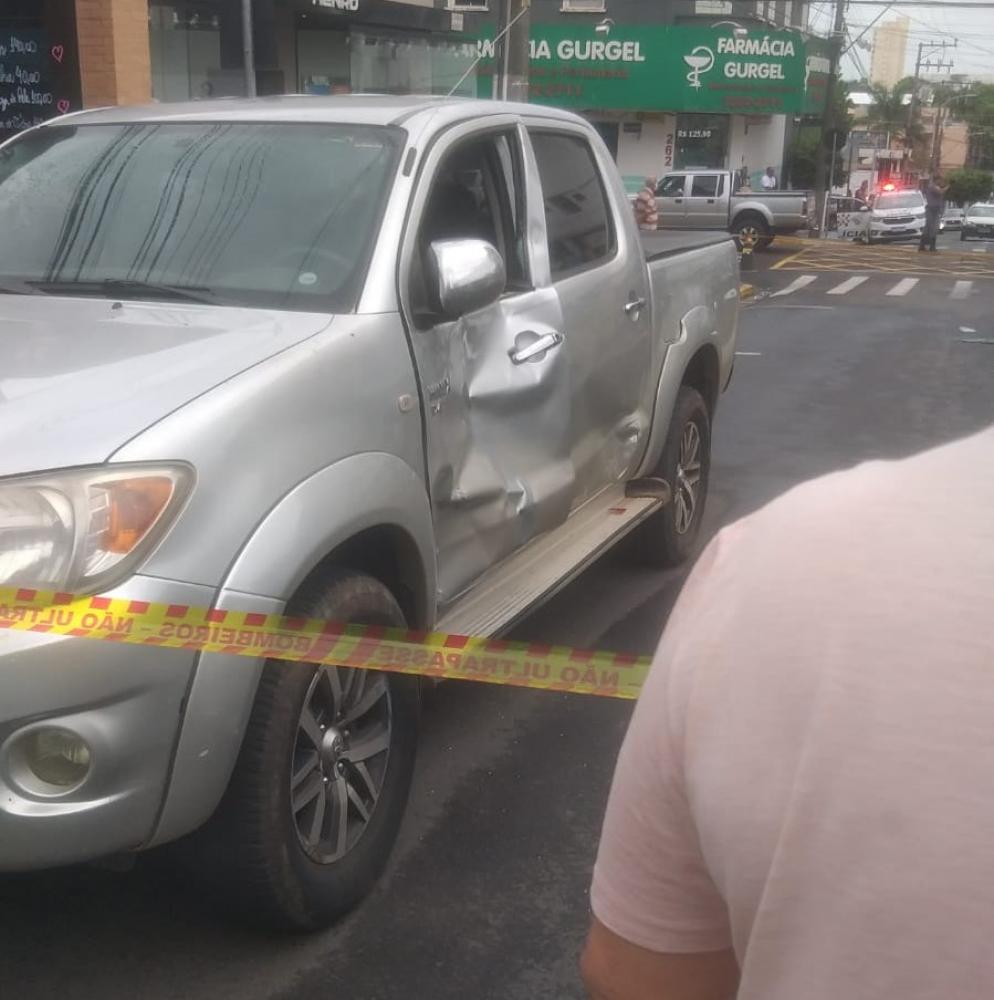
[629,386,711,568]
[733,212,772,251]
[189,569,419,931]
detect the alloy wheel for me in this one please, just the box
[291,666,392,864]
[674,420,702,535]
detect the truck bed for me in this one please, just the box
[640,229,735,262]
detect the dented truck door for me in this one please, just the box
[525,125,654,509]
[400,119,575,607]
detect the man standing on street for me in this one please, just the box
[920,175,947,252]
[582,429,994,1000]
[635,177,659,232]
[761,166,777,190]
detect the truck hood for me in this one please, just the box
[0,295,332,478]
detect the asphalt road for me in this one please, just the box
[752,228,994,274]
[3,285,993,1000]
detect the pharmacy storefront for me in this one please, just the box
[150,0,476,102]
[476,24,821,191]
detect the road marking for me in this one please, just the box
[771,275,817,297]
[770,247,809,271]
[960,326,977,333]
[735,351,763,356]
[886,277,919,297]
[827,276,869,295]
[951,281,973,299]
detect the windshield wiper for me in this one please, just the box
[28,278,219,305]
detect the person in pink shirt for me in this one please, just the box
[582,428,994,1000]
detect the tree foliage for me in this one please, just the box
[792,81,851,190]
[865,81,924,147]
[945,168,994,206]
[954,84,994,170]
[787,128,846,189]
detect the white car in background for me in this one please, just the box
[961,203,994,241]
[941,206,964,231]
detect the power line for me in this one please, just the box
[898,8,994,60]
[838,2,994,6]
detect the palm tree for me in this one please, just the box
[863,81,931,171]
[865,82,920,145]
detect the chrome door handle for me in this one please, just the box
[509,331,564,364]
[624,296,647,318]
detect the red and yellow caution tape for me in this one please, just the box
[0,586,651,700]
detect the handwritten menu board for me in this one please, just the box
[0,28,73,141]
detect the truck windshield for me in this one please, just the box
[0,122,402,311]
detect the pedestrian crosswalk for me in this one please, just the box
[763,274,985,302]
[826,276,868,296]
[886,278,919,296]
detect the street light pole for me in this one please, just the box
[242,0,256,99]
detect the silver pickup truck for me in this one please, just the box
[0,96,737,929]
[655,169,810,247]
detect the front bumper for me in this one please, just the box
[964,226,994,238]
[0,576,210,871]
[870,223,924,240]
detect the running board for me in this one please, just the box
[436,485,663,639]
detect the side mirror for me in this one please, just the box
[427,239,506,320]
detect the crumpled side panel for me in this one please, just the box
[412,287,575,605]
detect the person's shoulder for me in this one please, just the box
[720,431,994,569]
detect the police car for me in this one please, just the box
[862,184,927,244]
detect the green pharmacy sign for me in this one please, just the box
[475,25,820,114]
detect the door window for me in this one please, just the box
[410,130,527,326]
[657,175,686,197]
[528,131,616,279]
[690,174,719,198]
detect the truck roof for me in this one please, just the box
[44,95,590,132]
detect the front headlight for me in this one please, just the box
[0,464,193,593]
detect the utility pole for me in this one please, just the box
[931,91,976,175]
[814,0,846,236]
[906,39,954,170]
[495,0,530,102]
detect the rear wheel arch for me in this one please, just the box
[732,208,772,236]
[681,344,720,417]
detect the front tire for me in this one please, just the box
[191,569,419,930]
[630,386,711,567]
[961,230,968,242]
